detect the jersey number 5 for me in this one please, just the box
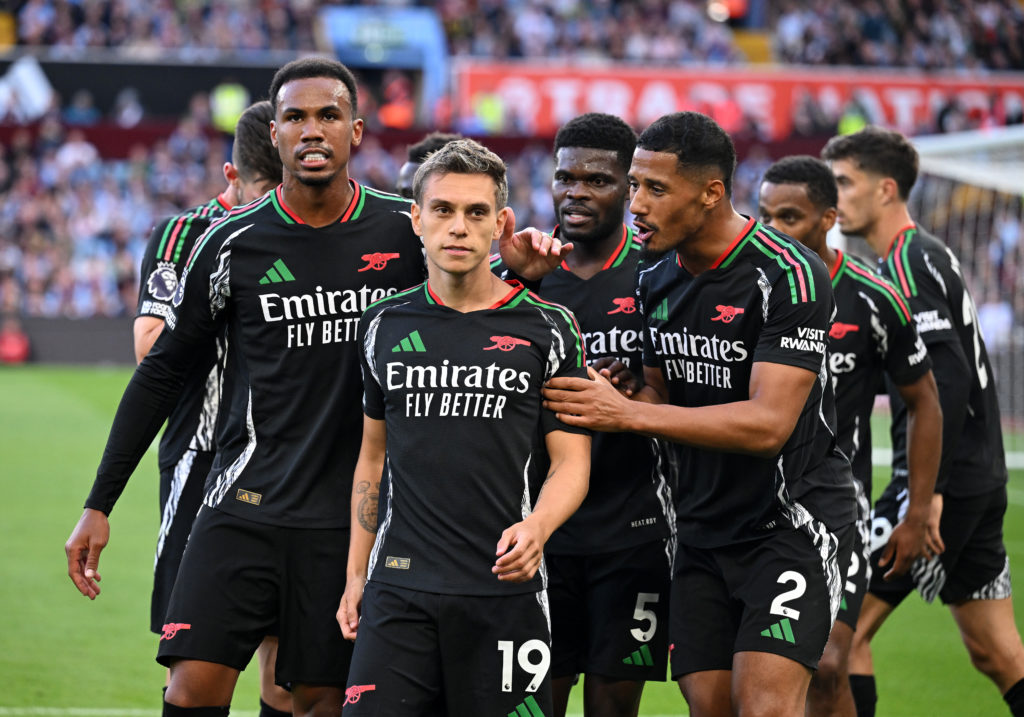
[630,592,660,642]
[498,639,550,693]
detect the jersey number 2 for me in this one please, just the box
[770,571,807,620]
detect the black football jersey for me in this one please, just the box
[360,281,589,596]
[136,195,231,471]
[828,250,931,497]
[520,226,674,556]
[90,181,427,526]
[638,218,856,549]
[881,224,1007,496]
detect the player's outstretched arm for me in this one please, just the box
[880,370,944,579]
[493,430,590,583]
[545,361,816,458]
[339,415,387,641]
[65,508,109,599]
[497,208,574,281]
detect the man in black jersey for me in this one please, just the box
[337,138,591,716]
[65,57,569,717]
[133,100,293,717]
[758,155,943,717]
[395,131,462,199]
[544,112,857,717]
[822,127,1024,717]
[531,113,674,717]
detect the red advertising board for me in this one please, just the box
[454,61,1024,139]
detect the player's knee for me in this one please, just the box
[963,632,1021,684]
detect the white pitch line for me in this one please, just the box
[873,449,1024,471]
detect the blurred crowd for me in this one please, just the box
[773,0,1024,71]
[16,0,318,55]
[14,0,1024,71]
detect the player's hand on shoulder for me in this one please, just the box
[337,578,366,641]
[493,518,545,583]
[591,357,641,397]
[65,508,108,599]
[542,366,631,432]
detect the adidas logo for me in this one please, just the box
[392,330,426,353]
[259,259,295,284]
[760,617,796,644]
[651,299,668,321]
[622,643,655,667]
[507,695,545,717]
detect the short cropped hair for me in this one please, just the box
[407,132,463,164]
[413,138,509,210]
[637,112,736,196]
[269,57,359,116]
[762,155,838,211]
[554,113,637,173]
[233,101,281,185]
[821,126,918,200]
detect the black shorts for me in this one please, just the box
[156,507,352,687]
[835,517,869,630]
[836,483,872,630]
[344,581,552,717]
[151,449,213,634]
[669,524,842,678]
[869,481,1011,606]
[547,540,671,681]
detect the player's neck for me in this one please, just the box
[428,264,511,312]
[865,204,915,258]
[563,223,624,280]
[676,207,749,276]
[814,241,839,274]
[279,170,354,228]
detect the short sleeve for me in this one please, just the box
[358,305,386,420]
[164,220,228,343]
[136,218,178,322]
[753,270,831,374]
[540,306,590,437]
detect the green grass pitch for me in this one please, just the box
[1,365,1022,715]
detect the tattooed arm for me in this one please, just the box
[338,415,387,640]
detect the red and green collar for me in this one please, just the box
[271,179,365,225]
[424,279,529,310]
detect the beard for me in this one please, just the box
[295,169,337,187]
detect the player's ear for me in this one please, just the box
[821,206,838,233]
[704,177,726,210]
[351,117,364,147]
[879,176,899,205]
[410,201,423,237]
[494,206,512,242]
[223,162,239,185]
[270,120,278,147]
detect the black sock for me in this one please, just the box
[162,700,230,716]
[259,699,292,717]
[1004,677,1024,716]
[849,674,876,717]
